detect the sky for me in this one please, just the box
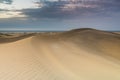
[0,0,120,31]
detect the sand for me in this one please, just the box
[115,32,120,34]
[0,28,120,80]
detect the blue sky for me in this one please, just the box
[0,0,120,31]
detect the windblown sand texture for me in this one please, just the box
[0,28,120,80]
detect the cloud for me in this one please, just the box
[20,0,120,19]
[0,0,12,4]
[0,11,26,18]
[0,9,9,11]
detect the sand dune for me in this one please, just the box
[0,28,120,80]
[115,32,120,34]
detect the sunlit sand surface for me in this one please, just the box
[0,28,120,80]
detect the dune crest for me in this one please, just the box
[0,28,120,80]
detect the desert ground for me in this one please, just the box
[115,32,120,34]
[0,28,120,80]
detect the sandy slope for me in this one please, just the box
[0,28,120,80]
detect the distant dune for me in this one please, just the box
[115,32,120,34]
[0,28,120,80]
